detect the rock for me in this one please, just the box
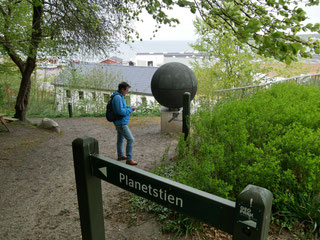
[39,118,61,133]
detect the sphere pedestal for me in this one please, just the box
[160,107,182,135]
[151,62,197,135]
[151,62,197,109]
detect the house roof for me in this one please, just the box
[53,63,158,95]
[136,52,205,58]
[100,56,123,64]
[100,59,118,64]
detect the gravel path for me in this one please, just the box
[0,116,181,240]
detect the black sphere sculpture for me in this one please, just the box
[151,62,197,109]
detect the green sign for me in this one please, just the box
[91,154,235,234]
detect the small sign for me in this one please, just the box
[236,203,261,230]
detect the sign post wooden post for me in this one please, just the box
[72,137,105,240]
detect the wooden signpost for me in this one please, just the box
[72,137,273,240]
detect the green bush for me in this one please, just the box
[133,98,161,116]
[0,61,21,115]
[169,82,320,235]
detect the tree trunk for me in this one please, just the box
[14,61,36,121]
[13,2,43,121]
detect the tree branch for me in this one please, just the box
[0,39,30,43]
[0,37,25,72]
[234,0,252,19]
[0,4,7,16]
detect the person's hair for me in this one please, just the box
[118,82,131,91]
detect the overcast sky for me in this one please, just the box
[134,4,320,41]
[134,6,198,41]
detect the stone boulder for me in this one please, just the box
[39,118,61,133]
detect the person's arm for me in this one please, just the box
[112,95,133,116]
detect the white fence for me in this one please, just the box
[212,74,320,102]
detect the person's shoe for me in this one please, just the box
[126,160,138,165]
[117,156,127,161]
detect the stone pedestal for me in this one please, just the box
[161,107,182,134]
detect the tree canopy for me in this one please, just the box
[181,0,320,63]
[0,0,179,60]
[0,0,179,120]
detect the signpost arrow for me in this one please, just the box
[99,167,107,178]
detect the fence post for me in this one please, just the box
[72,137,105,240]
[233,185,273,240]
[183,92,191,141]
[68,103,73,118]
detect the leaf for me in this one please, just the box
[177,0,186,7]
[290,42,302,54]
[163,0,173,5]
[272,32,282,39]
[285,55,292,65]
[246,18,261,33]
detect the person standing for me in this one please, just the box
[111,82,137,165]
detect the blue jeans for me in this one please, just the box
[115,125,134,160]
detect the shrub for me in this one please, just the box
[170,83,320,235]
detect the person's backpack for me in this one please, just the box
[106,96,123,122]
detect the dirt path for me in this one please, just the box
[0,116,181,240]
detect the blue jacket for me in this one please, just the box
[111,91,133,125]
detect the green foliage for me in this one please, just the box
[0,58,21,114]
[191,17,318,96]
[134,98,161,116]
[194,1,320,63]
[28,88,56,116]
[262,59,311,78]
[149,83,320,236]
[130,194,202,237]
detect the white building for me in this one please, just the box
[53,63,159,112]
[135,52,206,68]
